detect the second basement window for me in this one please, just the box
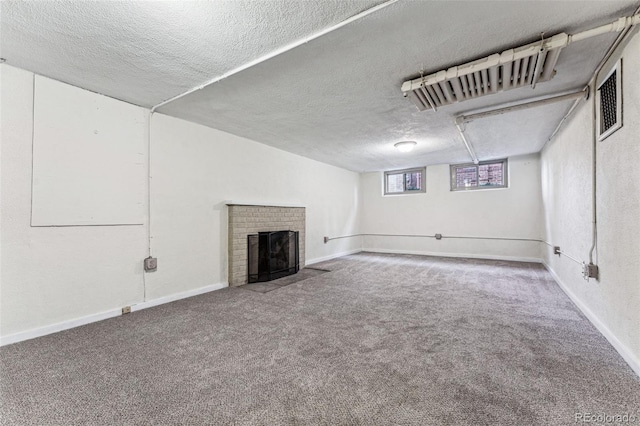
[450,159,507,191]
[384,167,426,195]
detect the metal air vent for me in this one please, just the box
[596,58,622,141]
[402,33,569,111]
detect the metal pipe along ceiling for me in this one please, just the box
[457,89,589,124]
[151,0,400,112]
[454,123,479,164]
[452,88,587,164]
[402,11,640,111]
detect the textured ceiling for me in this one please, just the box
[0,0,384,107]
[2,1,639,172]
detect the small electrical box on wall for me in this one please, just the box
[583,263,599,280]
[144,257,157,272]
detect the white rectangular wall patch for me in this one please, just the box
[31,76,146,226]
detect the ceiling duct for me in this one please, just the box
[402,11,640,112]
[402,33,569,111]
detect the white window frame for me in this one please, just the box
[450,159,508,191]
[596,58,622,142]
[383,167,426,195]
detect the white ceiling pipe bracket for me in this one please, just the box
[152,0,399,112]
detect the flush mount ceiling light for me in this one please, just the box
[394,141,417,152]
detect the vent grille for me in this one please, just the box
[599,70,617,133]
[596,58,622,141]
[402,33,569,111]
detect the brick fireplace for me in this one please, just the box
[227,204,305,286]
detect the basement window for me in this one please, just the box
[384,167,426,195]
[450,159,507,191]
[597,58,622,141]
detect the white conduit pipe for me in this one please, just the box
[451,11,640,164]
[545,6,640,270]
[589,83,598,266]
[457,89,588,124]
[146,111,154,257]
[142,110,155,302]
[328,233,544,244]
[325,234,582,263]
[586,7,640,265]
[454,89,587,164]
[455,122,479,164]
[557,249,583,265]
[151,0,399,113]
[569,14,640,43]
[546,97,583,143]
[328,234,436,240]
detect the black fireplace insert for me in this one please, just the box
[247,230,299,283]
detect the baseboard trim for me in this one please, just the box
[0,282,228,347]
[131,282,228,312]
[306,249,363,266]
[0,308,122,347]
[363,248,542,264]
[542,261,640,378]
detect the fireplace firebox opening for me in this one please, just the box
[248,230,299,283]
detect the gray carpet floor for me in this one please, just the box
[1,252,639,425]
[242,267,330,293]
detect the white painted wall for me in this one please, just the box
[1,65,147,338]
[360,154,543,261]
[145,114,361,300]
[1,64,361,341]
[540,30,640,369]
[31,76,146,226]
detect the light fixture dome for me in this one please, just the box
[394,141,417,152]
